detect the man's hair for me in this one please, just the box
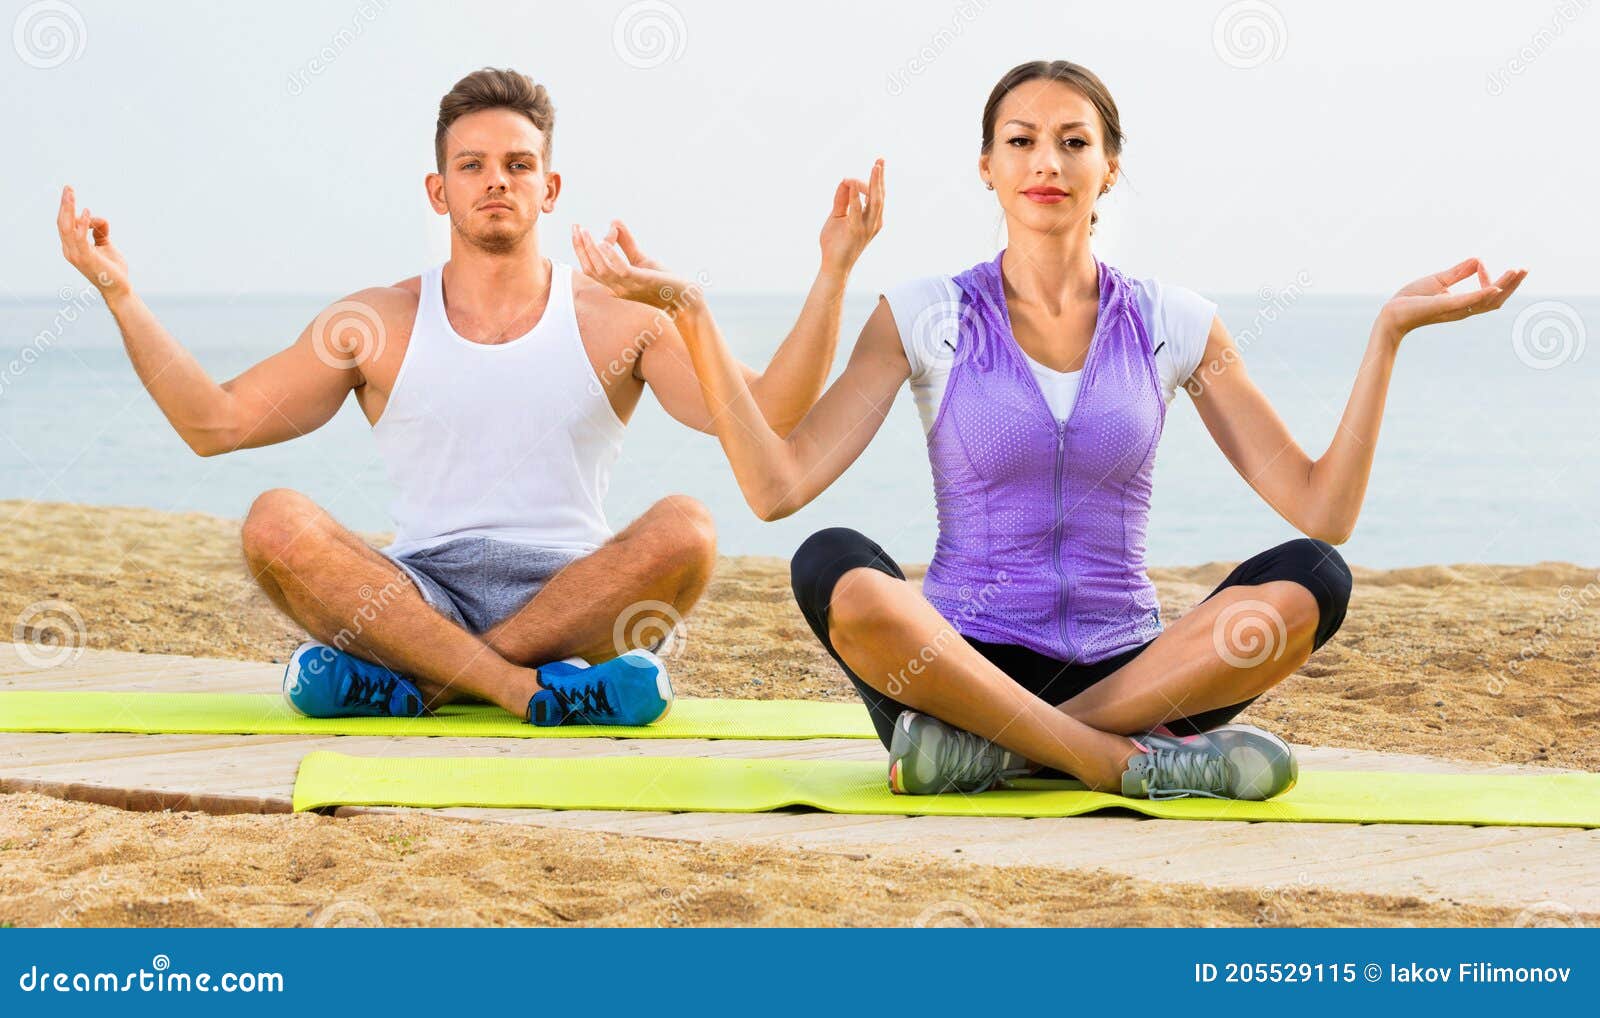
[434,67,555,173]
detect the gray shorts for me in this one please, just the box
[385,536,587,634]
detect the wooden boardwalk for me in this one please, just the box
[2,645,1596,915]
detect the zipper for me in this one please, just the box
[1052,419,1074,660]
[997,257,1106,664]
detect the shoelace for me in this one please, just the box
[934,727,1004,790]
[340,673,396,711]
[1143,747,1231,801]
[549,679,616,720]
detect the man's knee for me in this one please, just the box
[646,494,717,566]
[241,488,322,568]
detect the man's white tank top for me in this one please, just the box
[373,260,625,557]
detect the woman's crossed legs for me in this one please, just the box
[791,527,1351,792]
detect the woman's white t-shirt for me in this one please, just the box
[881,274,1218,433]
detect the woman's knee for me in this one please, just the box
[1278,537,1354,646]
[791,527,881,616]
[826,566,908,641]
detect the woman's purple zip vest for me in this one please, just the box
[920,250,1167,664]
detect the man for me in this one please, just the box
[56,67,884,726]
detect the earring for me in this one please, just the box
[1100,184,1110,195]
[985,182,994,190]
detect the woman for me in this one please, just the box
[573,61,1527,800]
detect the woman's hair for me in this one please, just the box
[981,61,1123,228]
[435,67,556,173]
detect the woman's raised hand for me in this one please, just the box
[819,159,885,275]
[572,220,698,312]
[1379,258,1528,341]
[57,185,130,297]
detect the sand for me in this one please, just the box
[1,499,1596,927]
[0,791,1537,928]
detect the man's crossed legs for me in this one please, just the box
[240,488,717,722]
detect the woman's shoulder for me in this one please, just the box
[1121,273,1217,346]
[881,251,1002,315]
[1117,271,1219,398]
[1121,273,1214,324]
[879,274,966,380]
[881,273,962,312]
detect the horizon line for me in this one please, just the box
[8,289,1597,304]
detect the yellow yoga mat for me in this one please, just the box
[290,752,1600,827]
[0,691,876,741]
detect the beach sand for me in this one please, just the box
[0,790,1528,928]
[1,500,1596,927]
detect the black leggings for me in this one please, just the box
[790,527,1353,750]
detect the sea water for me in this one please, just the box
[1,290,1594,569]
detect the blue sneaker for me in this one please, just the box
[527,649,674,726]
[282,640,428,719]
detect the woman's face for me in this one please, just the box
[980,79,1116,237]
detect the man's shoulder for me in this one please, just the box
[293,283,421,372]
[570,269,678,347]
[370,277,423,311]
[324,280,422,331]
[385,275,424,299]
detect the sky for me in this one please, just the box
[3,0,1597,298]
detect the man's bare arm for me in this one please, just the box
[618,161,885,437]
[625,276,839,438]
[58,185,364,456]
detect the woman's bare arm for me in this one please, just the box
[673,297,912,520]
[1189,257,1528,542]
[571,214,912,519]
[621,162,884,437]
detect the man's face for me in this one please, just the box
[427,108,559,255]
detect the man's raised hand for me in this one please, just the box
[57,185,130,297]
[819,158,884,275]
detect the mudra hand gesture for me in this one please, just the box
[574,159,885,312]
[1380,257,1529,342]
[571,219,699,312]
[57,185,131,297]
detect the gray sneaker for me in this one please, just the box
[887,711,1029,795]
[1120,724,1298,801]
